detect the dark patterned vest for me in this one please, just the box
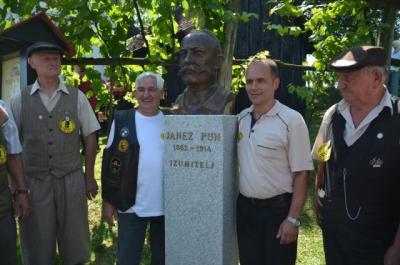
[21,86,81,179]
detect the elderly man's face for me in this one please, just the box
[178,33,219,88]
[337,67,380,108]
[135,76,163,116]
[28,51,61,79]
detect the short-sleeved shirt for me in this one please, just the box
[0,100,22,154]
[238,100,314,199]
[11,77,100,137]
[312,89,393,160]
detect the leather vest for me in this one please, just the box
[101,108,139,211]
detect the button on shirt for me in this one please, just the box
[11,77,100,136]
[238,100,314,199]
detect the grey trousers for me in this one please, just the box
[20,171,90,265]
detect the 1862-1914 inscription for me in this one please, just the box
[162,131,221,170]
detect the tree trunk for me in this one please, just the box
[378,7,397,67]
[218,0,241,91]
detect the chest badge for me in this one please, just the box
[118,139,129,152]
[111,157,121,174]
[160,133,165,140]
[376,132,384,139]
[317,140,332,162]
[59,115,76,134]
[369,156,383,168]
[120,127,129,138]
[0,145,7,165]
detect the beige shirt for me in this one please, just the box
[237,100,314,199]
[312,89,393,160]
[11,77,100,137]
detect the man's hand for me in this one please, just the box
[276,218,299,244]
[85,176,98,200]
[384,244,400,265]
[14,193,30,222]
[0,105,9,126]
[102,201,118,226]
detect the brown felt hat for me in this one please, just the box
[329,45,387,72]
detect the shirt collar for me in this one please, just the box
[337,88,393,115]
[248,100,283,117]
[30,76,70,95]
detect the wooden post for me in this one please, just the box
[218,0,241,91]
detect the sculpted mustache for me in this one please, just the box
[178,65,207,76]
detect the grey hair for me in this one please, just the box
[135,71,164,90]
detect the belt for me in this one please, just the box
[239,193,292,208]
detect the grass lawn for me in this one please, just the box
[17,119,325,265]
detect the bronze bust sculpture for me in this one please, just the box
[172,30,234,114]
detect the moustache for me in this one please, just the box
[178,64,210,77]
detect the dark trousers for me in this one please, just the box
[236,195,297,265]
[0,211,17,265]
[117,213,165,265]
[320,201,393,265]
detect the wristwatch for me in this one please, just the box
[14,189,30,195]
[287,216,301,227]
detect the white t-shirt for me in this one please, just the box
[107,110,165,217]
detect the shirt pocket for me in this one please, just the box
[254,137,281,160]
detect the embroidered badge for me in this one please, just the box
[59,114,76,133]
[120,127,129,138]
[118,139,129,152]
[110,157,121,174]
[0,145,7,165]
[160,132,165,140]
[317,140,332,162]
[369,156,383,168]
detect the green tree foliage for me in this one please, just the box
[266,0,384,124]
[0,0,254,110]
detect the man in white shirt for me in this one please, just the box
[313,45,400,265]
[102,71,165,265]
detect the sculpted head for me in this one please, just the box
[178,30,223,89]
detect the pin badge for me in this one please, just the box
[111,157,121,174]
[118,139,129,152]
[38,115,43,120]
[120,127,129,138]
[376,133,383,139]
[369,156,383,168]
[237,132,243,142]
